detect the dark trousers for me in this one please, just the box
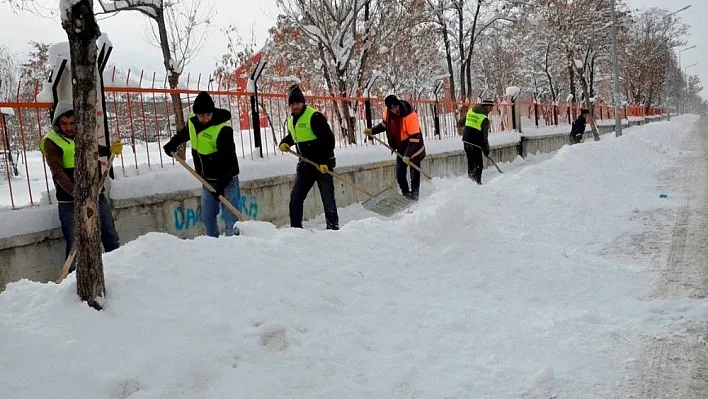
[58,193,121,272]
[395,156,421,198]
[464,144,484,185]
[289,163,339,230]
[570,134,583,145]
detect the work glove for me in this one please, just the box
[363,128,372,136]
[279,143,290,153]
[317,164,329,174]
[110,140,123,155]
[402,156,411,164]
[163,142,177,157]
[210,181,227,201]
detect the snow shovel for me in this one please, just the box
[286,149,415,217]
[365,134,433,180]
[462,140,503,174]
[172,154,248,222]
[56,152,117,283]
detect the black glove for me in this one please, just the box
[210,180,227,201]
[327,156,336,170]
[163,142,177,157]
[483,145,490,157]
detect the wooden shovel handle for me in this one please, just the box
[172,154,248,222]
[287,149,375,198]
[366,134,433,180]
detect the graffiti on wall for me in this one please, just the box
[174,195,259,231]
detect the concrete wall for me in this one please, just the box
[0,116,667,290]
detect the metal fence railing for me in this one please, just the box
[0,71,665,210]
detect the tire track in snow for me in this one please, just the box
[630,117,708,399]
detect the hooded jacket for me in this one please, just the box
[39,100,111,202]
[370,100,426,160]
[163,108,240,187]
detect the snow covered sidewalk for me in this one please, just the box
[1,116,706,398]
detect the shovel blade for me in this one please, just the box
[361,188,416,217]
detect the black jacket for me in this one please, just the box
[571,115,587,137]
[370,100,426,160]
[461,104,491,155]
[280,106,336,167]
[163,108,240,186]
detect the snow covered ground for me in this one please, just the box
[1,115,704,398]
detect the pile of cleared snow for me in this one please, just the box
[1,116,706,398]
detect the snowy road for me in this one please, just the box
[609,116,708,398]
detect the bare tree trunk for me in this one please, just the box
[578,75,600,141]
[62,0,106,310]
[464,1,483,99]
[567,53,576,103]
[441,18,456,103]
[337,73,356,144]
[155,12,186,158]
[316,43,346,141]
[544,44,556,100]
[456,6,466,101]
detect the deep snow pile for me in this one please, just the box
[1,116,706,399]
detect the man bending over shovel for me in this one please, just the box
[363,95,426,201]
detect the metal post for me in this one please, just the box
[363,75,378,144]
[433,81,443,137]
[248,60,267,158]
[609,0,622,137]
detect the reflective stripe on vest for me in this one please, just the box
[465,109,487,130]
[188,113,228,155]
[287,106,318,143]
[40,129,75,168]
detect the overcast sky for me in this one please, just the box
[0,0,705,98]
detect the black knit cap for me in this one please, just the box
[193,91,215,114]
[384,94,400,109]
[288,85,306,105]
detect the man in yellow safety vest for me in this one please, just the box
[278,84,339,230]
[39,100,123,272]
[163,91,242,237]
[459,97,494,184]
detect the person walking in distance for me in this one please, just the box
[278,85,339,230]
[459,98,493,185]
[163,91,242,237]
[363,94,426,200]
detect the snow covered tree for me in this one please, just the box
[96,0,213,158]
[0,45,20,101]
[20,41,52,92]
[426,0,520,102]
[620,7,688,112]
[473,27,524,99]
[360,2,445,100]
[274,0,429,143]
[276,0,367,143]
[60,0,106,310]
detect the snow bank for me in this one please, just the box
[1,116,706,398]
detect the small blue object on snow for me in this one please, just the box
[659,194,668,198]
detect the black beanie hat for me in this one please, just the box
[193,91,215,114]
[384,94,400,109]
[288,85,306,105]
